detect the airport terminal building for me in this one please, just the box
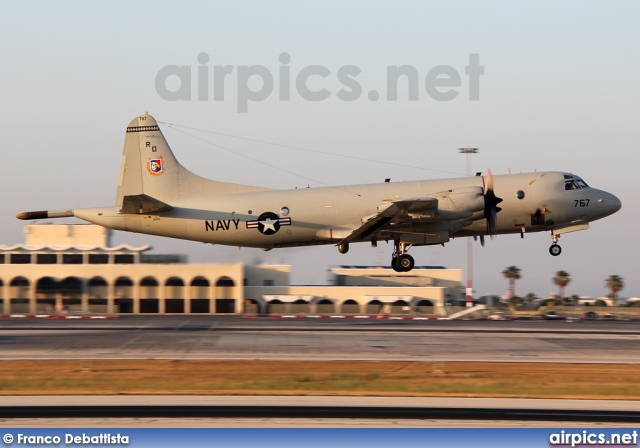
[0,224,464,316]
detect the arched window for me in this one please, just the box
[88,277,108,301]
[10,276,29,287]
[140,276,159,300]
[190,276,210,301]
[391,299,409,314]
[341,299,360,314]
[190,276,209,287]
[267,299,283,314]
[165,277,184,287]
[164,277,184,313]
[165,277,185,302]
[415,299,434,315]
[315,298,334,314]
[115,277,133,287]
[88,277,107,287]
[59,277,82,296]
[114,277,134,313]
[35,277,56,310]
[10,277,30,302]
[216,277,235,287]
[365,299,383,314]
[114,277,134,299]
[215,277,236,311]
[35,277,56,293]
[140,276,159,286]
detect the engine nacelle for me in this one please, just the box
[427,186,485,221]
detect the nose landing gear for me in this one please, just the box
[549,233,562,256]
[391,241,415,272]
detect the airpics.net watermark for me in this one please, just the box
[155,52,483,112]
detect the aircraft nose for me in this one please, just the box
[597,192,622,215]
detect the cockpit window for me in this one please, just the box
[564,175,589,190]
[574,178,589,188]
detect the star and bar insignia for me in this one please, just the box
[246,212,292,235]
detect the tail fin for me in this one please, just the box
[115,112,269,207]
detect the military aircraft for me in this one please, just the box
[17,113,621,272]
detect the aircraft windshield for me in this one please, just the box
[564,175,589,190]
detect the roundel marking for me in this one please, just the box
[246,212,292,235]
[256,211,280,235]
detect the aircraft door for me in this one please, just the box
[531,210,546,227]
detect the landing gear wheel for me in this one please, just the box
[391,240,415,272]
[549,244,562,256]
[397,254,415,272]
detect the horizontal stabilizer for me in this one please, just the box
[16,210,74,220]
[120,194,173,214]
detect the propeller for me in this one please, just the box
[483,170,503,238]
[473,235,486,247]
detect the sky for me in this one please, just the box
[1,1,638,299]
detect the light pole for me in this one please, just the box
[458,147,478,308]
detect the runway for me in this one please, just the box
[1,396,639,428]
[0,315,638,363]
[1,316,639,427]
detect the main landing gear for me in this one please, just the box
[549,232,562,256]
[391,241,415,272]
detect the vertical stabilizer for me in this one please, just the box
[115,113,269,207]
[115,113,183,205]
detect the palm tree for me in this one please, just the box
[502,266,521,300]
[553,271,571,300]
[605,275,624,306]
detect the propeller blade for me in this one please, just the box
[473,235,485,246]
[484,169,494,195]
[483,169,503,237]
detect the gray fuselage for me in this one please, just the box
[73,171,621,250]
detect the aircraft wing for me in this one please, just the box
[337,186,486,245]
[120,194,173,214]
[338,197,439,244]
